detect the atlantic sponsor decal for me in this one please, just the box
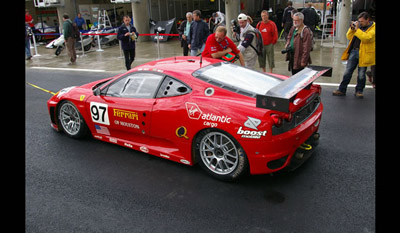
[185,102,231,128]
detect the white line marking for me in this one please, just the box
[30,67,106,72]
[314,82,373,89]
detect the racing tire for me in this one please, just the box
[55,46,63,56]
[57,101,89,139]
[195,129,248,181]
[83,44,91,51]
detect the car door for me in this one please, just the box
[85,71,164,145]
[149,75,192,157]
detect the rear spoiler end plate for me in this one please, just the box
[256,66,332,113]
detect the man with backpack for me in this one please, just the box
[234,14,259,70]
[283,12,313,75]
[62,13,78,64]
[257,10,278,73]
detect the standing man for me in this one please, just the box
[283,12,313,75]
[257,10,278,73]
[25,23,32,60]
[301,2,320,35]
[202,26,245,66]
[281,1,294,39]
[117,15,140,70]
[188,10,209,56]
[62,13,77,65]
[333,12,375,98]
[178,12,193,56]
[234,13,258,70]
[74,13,87,31]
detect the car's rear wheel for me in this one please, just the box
[195,129,248,181]
[58,101,88,138]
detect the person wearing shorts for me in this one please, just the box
[257,10,278,73]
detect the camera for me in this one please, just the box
[350,21,358,29]
[281,47,292,54]
[231,19,240,34]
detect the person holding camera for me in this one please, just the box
[117,15,140,70]
[233,13,258,70]
[332,12,375,98]
[283,12,313,75]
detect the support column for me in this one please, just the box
[225,0,240,40]
[56,0,76,33]
[131,0,150,42]
[337,0,352,44]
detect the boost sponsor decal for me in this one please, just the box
[237,126,267,139]
[237,117,267,139]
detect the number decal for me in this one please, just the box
[90,102,110,125]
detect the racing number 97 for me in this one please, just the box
[90,102,110,125]
[91,105,106,122]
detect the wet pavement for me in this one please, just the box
[25,38,374,89]
[26,68,375,233]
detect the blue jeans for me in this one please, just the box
[339,49,367,93]
[190,43,205,56]
[25,38,32,58]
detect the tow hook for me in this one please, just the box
[299,143,312,151]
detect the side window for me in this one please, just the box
[105,72,164,98]
[156,76,191,98]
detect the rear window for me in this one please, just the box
[192,62,282,97]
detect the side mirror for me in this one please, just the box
[93,87,101,96]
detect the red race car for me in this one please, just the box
[47,56,331,181]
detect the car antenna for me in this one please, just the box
[199,55,202,67]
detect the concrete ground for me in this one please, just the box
[25,37,374,89]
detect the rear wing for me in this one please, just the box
[256,66,332,113]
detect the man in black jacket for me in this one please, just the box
[117,15,140,70]
[187,10,209,56]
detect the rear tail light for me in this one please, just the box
[270,114,283,127]
[317,85,322,95]
[284,112,293,122]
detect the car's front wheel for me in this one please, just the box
[195,129,248,181]
[58,101,88,139]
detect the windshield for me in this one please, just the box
[192,62,282,97]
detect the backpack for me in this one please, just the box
[70,22,80,39]
[243,27,264,57]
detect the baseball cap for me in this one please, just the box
[237,13,247,21]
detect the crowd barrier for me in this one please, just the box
[30,29,180,59]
